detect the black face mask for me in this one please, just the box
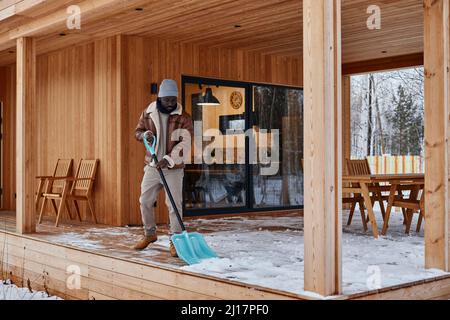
[157,98,177,114]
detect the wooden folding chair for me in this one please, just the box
[35,159,73,214]
[39,159,99,227]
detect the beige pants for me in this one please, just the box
[139,165,184,236]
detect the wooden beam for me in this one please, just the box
[0,0,47,22]
[342,76,351,170]
[342,75,351,207]
[423,0,450,271]
[16,36,36,234]
[303,0,342,296]
[0,0,151,52]
[342,53,424,75]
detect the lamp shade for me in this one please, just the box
[198,88,220,106]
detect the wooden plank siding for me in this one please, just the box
[0,0,423,66]
[342,53,424,76]
[0,35,303,226]
[346,275,450,300]
[0,229,307,300]
[2,224,450,300]
[0,63,16,210]
[122,36,303,225]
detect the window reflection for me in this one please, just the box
[252,86,304,208]
[182,78,304,214]
[184,83,247,209]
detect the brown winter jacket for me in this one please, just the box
[135,101,194,169]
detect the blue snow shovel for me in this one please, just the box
[143,132,218,265]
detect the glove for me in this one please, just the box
[143,131,154,144]
[156,158,170,169]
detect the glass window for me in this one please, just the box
[251,86,304,208]
[183,82,247,210]
[182,77,303,215]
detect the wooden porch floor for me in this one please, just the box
[0,210,308,300]
[0,210,302,269]
[1,210,450,300]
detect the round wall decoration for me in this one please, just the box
[230,91,243,110]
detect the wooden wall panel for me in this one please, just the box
[0,229,305,300]
[33,37,126,226]
[0,64,16,211]
[93,35,124,226]
[1,35,302,227]
[34,42,96,224]
[123,36,303,225]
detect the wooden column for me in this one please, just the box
[303,0,342,295]
[342,76,351,207]
[424,0,450,271]
[342,76,351,169]
[16,37,36,234]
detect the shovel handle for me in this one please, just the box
[143,134,186,232]
[153,155,186,232]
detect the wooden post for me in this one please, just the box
[303,0,342,295]
[424,0,450,271]
[16,37,36,234]
[343,76,351,168]
[342,75,351,208]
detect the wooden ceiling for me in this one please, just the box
[0,0,424,66]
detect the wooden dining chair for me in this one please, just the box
[35,159,73,213]
[39,159,99,227]
[415,189,425,233]
[345,158,389,228]
[345,159,369,230]
[385,183,424,234]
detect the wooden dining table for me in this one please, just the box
[342,173,425,238]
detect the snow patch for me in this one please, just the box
[0,280,61,300]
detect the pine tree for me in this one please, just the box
[385,85,423,156]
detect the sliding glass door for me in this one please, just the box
[182,76,303,216]
[251,86,304,208]
[183,80,247,211]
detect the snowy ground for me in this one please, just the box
[0,280,61,300]
[180,207,448,296]
[28,207,449,298]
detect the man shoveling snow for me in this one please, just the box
[133,79,193,257]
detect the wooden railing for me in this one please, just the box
[365,155,424,174]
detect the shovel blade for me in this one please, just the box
[171,231,218,265]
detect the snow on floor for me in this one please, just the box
[0,280,61,300]
[181,209,448,296]
[340,207,441,293]
[34,208,449,298]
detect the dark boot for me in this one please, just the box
[133,234,158,250]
